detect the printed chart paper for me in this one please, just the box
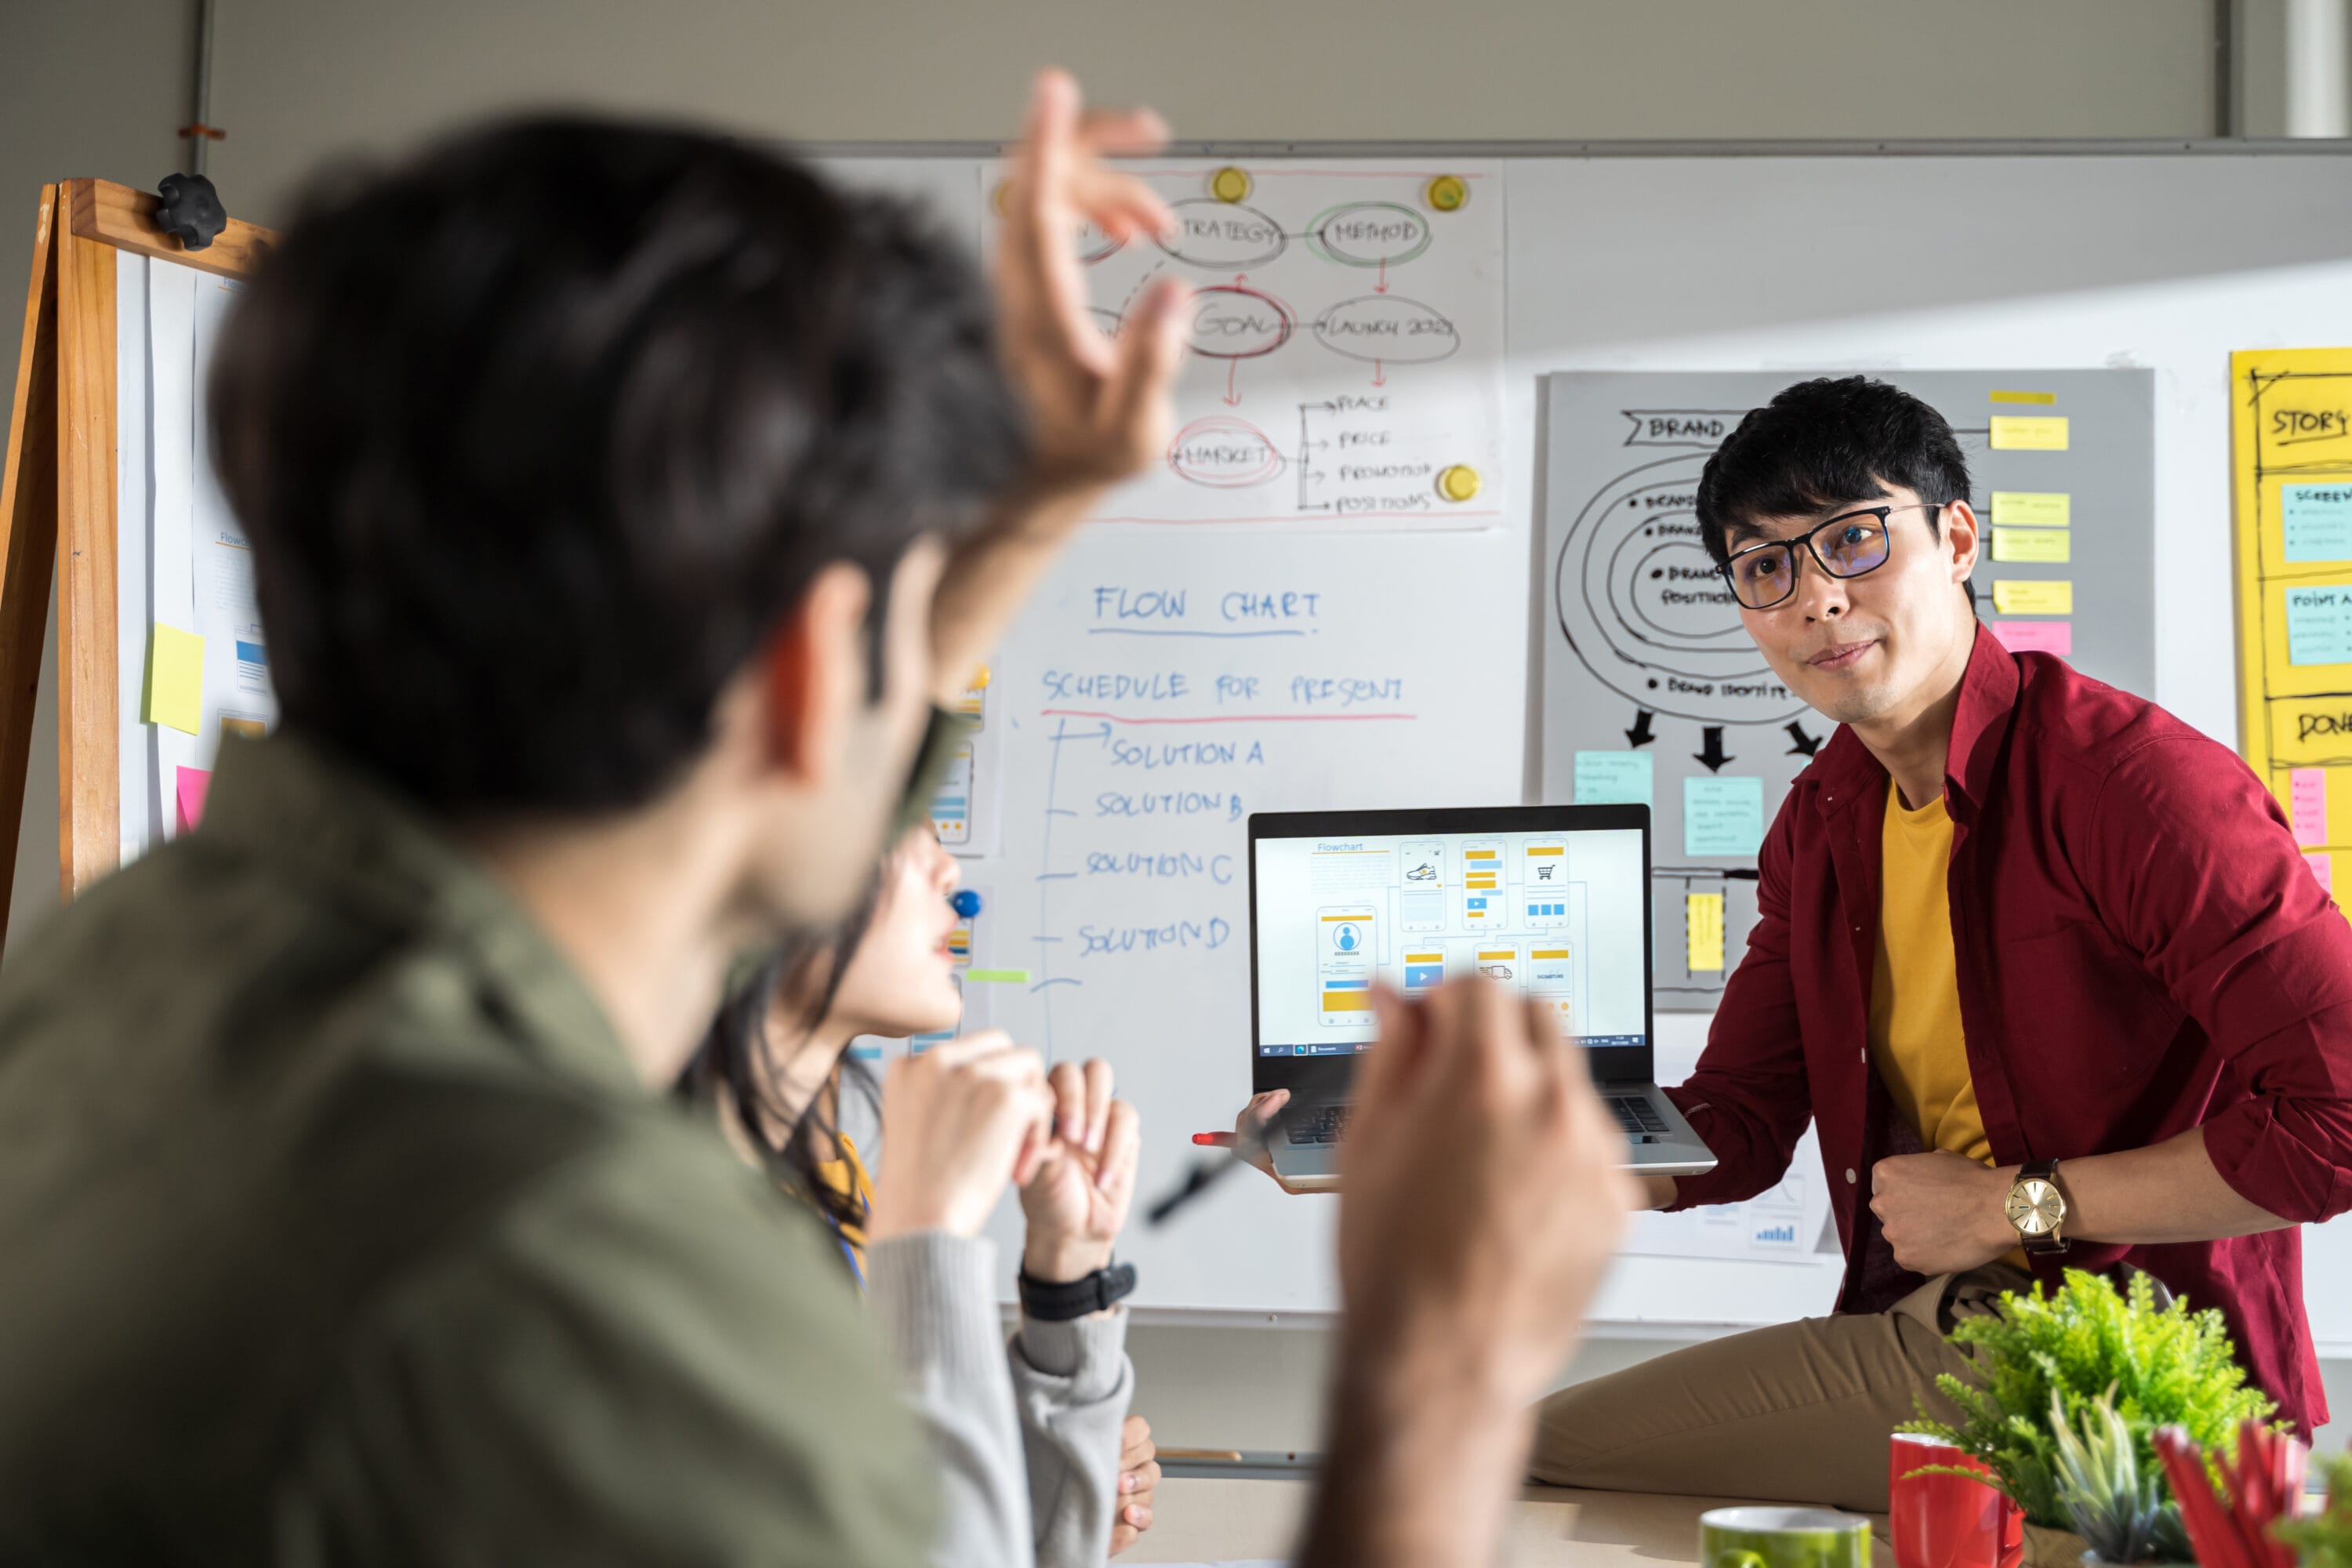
[117,254,279,859]
[2227,347,2352,914]
[985,162,1505,529]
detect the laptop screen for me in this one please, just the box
[1250,815,1650,1060]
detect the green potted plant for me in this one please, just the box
[2047,1388,2176,1564]
[1898,1268,2279,1567]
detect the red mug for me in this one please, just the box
[1889,1432,2024,1568]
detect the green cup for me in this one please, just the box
[1701,1506,1873,1568]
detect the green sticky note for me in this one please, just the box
[1991,527,2071,564]
[1574,750,1654,808]
[1685,775,1766,858]
[2286,584,2352,666]
[143,623,204,735]
[963,967,1030,984]
[1990,491,2070,528]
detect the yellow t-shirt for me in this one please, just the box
[1867,779,1994,1165]
[811,1131,876,1282]
[1868,778,2029,1266]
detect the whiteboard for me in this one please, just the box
[818,150,2352,1337]
[111,249,274,862]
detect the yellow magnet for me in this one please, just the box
[1437,464,1482,503]
[1209,165,1253,203]
[1425,174,1469,212]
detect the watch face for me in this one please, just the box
[2007,1178,2063,1235]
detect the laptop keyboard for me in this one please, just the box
[1608,1094,1668,1144]
[1284,1104,1354,1145]
[1285,1097,1664,1146]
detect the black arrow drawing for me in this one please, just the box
[1693,727,1733,772]
[1784,720,1822,758]
[1624,710,1656,748]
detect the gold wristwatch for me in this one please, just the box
[2004,1158,2068,1256]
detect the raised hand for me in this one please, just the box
[1341,980,1635,1403]
[993,68,1191,497]
[927,71,1196,706]
[867,1033,1055,1242]
[1018,1057,1141,1283]
[1300,978,1637,1568]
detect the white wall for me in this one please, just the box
[5,0,2348,1469]
[201,0,2222,227]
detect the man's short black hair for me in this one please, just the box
[211,116,1026,817]
[1693,376,1970,568]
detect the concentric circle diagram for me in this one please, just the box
[1553,454,1808,725]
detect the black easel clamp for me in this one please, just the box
[155,172,227,252]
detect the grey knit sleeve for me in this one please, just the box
[1009,1307,1134,1568]
[866,1232,1033,1568]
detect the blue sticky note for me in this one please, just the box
[1685,775,1766,858]
[2285,485,2352,563]
[2286,583,2352,666]
[1575,750,1654,808]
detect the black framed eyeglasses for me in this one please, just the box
[1717,503,1940,611]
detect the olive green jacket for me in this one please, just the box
[0,733,932,1565]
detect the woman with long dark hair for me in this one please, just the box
[684,825,1158,1565]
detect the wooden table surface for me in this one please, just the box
[1123,1478,1896,1566]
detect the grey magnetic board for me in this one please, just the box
[1541,369,2154,1005]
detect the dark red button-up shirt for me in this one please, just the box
[1664,626,2352,1435]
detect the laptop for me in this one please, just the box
[1247,804,1716,1190]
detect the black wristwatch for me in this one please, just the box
[1018,1261,1138,1322]
[2005,1158,2070,1257]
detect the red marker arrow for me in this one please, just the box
[1223,360,1241,406]
[1375,256,1388,293]
[1371,359,1386,387]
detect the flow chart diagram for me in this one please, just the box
[990,163,1504,528]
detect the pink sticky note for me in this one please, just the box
[176,766,212,833]
[2307,850,2335,898]
[1989,619,2072,656]
[2293,768,2330,847]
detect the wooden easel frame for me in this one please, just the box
[0,180,274,945]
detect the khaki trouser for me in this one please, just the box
[1528,1265,2031,1513]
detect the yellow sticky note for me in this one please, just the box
[1992,527,2071,564]
[1686,892,1726,973]
[1991,416,2070,451]
[1990,390,2057,405]
[1991,491,2070,527]
[1992,579,2074,615]
[144,623,204,736]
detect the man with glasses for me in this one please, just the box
[1526,376,2352,1508]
